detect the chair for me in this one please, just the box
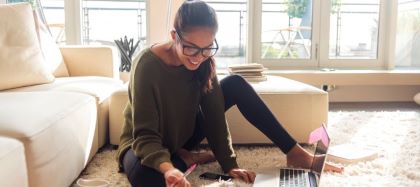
[262,26,311,58]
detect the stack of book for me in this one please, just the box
[227,63,267,82]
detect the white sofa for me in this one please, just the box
[0,3,124,187]
[0,137,28,187]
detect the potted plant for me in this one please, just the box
[286,0,308,26]
[286,0,342,27]
[114,36,140,83]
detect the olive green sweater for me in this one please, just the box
[116,48,238,173]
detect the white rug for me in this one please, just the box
[74,104,420,186]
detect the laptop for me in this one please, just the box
[253,124,330,187]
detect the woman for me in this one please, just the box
[116,1,342,186]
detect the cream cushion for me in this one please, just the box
[5,76,123,147]
[0,3,54,90]
[0,92,97,187]
[225,75,328,143]
[414,93,420,105]
[109,84,129,145]
[7,76,123,103]
[33,10,69,77]
[0,137,28,187]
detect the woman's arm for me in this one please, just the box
[129,56,172,172]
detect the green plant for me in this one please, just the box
[114,36,140,72]
[331,0,342,14]
[286,0,308,18]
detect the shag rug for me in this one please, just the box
[73,103,420,186]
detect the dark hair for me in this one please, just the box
[173,0,218,93]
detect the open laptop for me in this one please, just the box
[254,124,330,187]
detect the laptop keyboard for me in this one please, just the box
[279,169,309,187]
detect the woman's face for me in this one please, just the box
[172,27,217,71]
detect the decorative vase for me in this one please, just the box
[119,71,130,83]
[290,17,302,27]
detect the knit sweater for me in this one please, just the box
[116,48,238,173]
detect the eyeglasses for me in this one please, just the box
[175,30,219,58]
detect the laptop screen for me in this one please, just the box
[309,125,330,174]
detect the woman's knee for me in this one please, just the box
[221,74,248,89]
[223,74,246,83]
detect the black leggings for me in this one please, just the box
[122,75,297,187]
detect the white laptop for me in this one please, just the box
[254,124,330,187]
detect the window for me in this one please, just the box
[253,0,387,69]
[329,0,380,60]
[81,0,146,48]
[395,0,420,69]
[40,0,66,44]
[261,0,313,60]
[40,0,146,49]
[204,0,247,69]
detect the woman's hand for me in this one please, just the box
[164,168,191,187]
[228,168,256,183]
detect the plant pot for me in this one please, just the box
[119,71,130,83]
[290,17,302,27]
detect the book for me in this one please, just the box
[327,144,378,165]
[228,68,267,73]
[243,75,267,82]
[227,63,264,70]
[227,63,267,82]
[229,71,264,77]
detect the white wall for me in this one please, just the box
[0,0,6,4]
[147,0,183,45]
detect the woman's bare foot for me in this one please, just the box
[286,144,344,173]
[177,149,216,167]
[191,150,216,164]
[312,154,344,173]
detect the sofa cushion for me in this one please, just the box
[33,10,69,77]
[0,3,54,91]
[4,76,124,147]
[0,137,28,187]
[223,75,329,143]
[0,92,97,187]
[5,76,123,103]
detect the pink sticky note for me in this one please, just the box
[308,125,329,146]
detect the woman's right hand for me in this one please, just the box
[164,168,191,187]
[228,168,256,183]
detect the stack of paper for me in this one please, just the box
[327,144,378,165]
[227,63,267,82]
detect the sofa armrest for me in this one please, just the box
[60,45,120,78]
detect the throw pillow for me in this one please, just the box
[33,10,69,77]
[0,3,54,90]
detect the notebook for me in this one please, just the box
[253,124,330,187]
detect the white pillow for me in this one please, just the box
[0,3,54,90]
[33,10,69,77]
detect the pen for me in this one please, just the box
[183,163,197,178]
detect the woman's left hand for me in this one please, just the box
[228,168,256,183]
